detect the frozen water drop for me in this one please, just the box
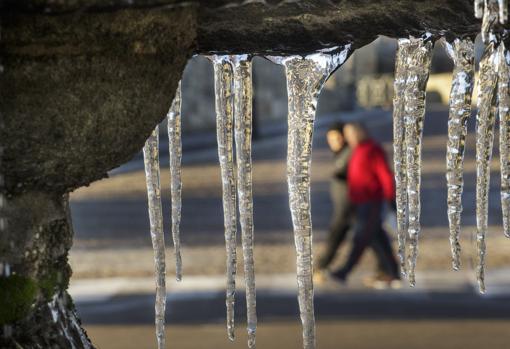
[498,43,510,238]
[209,55,238,341]
[143,127,167,349]
[443,38,475,270]
[167,81,183,282]
[231,54,258,348]
[475,42,499,293]
[267,45,351,349]
[402,37,434,287]
[393,39,411,277]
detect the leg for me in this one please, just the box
[332,202,382,280]
[370,228,400,279]
[317,183,351,270]
[317,212,351,270]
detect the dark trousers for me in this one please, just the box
[333,201,399,279]
[318,182,398,278]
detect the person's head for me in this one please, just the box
[326,122,346,153]
[343,122,369,148]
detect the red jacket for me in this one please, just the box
[347,139,395,204]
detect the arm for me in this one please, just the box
[372,146,395,201]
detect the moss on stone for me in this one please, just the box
[38,271,61,301]
[0,275,38,325]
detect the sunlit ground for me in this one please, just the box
[70,105,510,348]
[86,320,510,349]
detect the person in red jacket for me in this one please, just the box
[331,122,400,286]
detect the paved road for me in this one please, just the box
[85,320,510,349]
[69,106,504,248]
[75,270,510,348]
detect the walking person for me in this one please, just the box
[315,122,400,289]
[330,122,400,287]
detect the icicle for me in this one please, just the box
[475,43,499,294]
[443,38,475,270]
[267,45,351,349]
[475,0,485,18]
[231,55,258,348]
[143,127,167,349]
[210,55,237,341]
[392,39,410,277]
[498,43,510,238]
[498,0,508,23]
[167,81,183,282]
[481,0,500,45]
[403,37,434,287]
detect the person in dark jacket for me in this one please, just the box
[314,122,400,288]
[330,122,400,286]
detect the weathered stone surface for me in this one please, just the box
[0,0,504,347]
[0,4,196,347]
[2,0,489,55]
[1,5,197,195]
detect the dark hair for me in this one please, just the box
[327,121,345,135]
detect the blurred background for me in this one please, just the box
[68,36,510,348]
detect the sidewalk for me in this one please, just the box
[72,268,510,324]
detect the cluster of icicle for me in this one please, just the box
[207,54,257,347]
[141,2,509,347]
[392,0,510,293]
[142,47,351,349]
[472,0,510,293]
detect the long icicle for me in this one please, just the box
[231,55,257,348]
[143,127,167,349]
[475,0,485,18]
[403,37,434,287]
[443,38,475,270]
[210,55,237,341]
[393,39,410,277]
[498,43,510,238]
[475,42,499,294]
[167,81,183,281]
[268,45,351,349]
[498,0,508,23]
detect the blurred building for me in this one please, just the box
[175,36,466,137]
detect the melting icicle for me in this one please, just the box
[267,45,351,349]
[393,39,410,277]
[475,43,499,294]
[143,127,167,349]
[403,37,434,287]
[475,0,485,18]
[210,55,237,341]
[231,55,258,348]
[167,81,183,281]
[481,0,500,45]
[498,43,510,238]
[498,0,508,23]
[443,38,475,270]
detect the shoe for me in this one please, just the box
[329,269,347,284]
[363,274,401,290]
[313,269,327,285]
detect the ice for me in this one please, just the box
[498,0,508,23]
[402,37,434,287]
[167,81,183,282]
[143,127,167,349]
[210,55,238,341]
[267,45,351,349]
[443,38,475,270]
[475,42,499,294]
[393,39,411,276]
[498,43,510,238]
[481,0,500,44]
[231,54,258,348]
[475,0,485,18]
